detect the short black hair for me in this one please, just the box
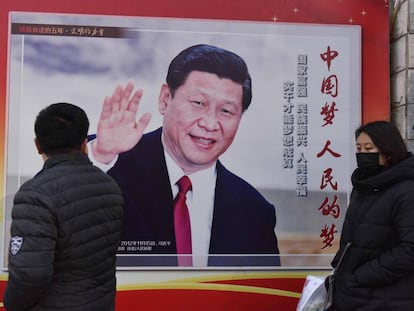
[34,102,89,156]
[355,120,409,166]
[166,44,252,112]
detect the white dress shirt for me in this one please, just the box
[164,151,216,267]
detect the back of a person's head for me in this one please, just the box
[355,120,408,166]
[166,44,252,112]
[34,102,89,156]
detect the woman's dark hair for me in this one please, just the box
[355,120,409,166]
[166,44,252,112]
[34,102,89,156]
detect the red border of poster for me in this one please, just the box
[0,0,390,310]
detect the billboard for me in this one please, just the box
[4,12,360,269]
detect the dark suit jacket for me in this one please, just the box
[110,128,280,266]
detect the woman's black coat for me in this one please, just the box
[332,154,414,311]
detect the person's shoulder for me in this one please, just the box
[216,161,253,186]
[216,161,271,204]
[119,127,162,157]
[114,128,163,170]
[144,127,162,138]
[14,175,39,193]
[135,127,162,144]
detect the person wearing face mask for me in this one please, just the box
[326,120,414,311]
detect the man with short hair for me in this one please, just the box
[4,103,124,311]
[91,44,280,266]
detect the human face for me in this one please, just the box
[356,132,388,166]
[158,71,243,174]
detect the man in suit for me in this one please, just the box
[90,44,280,267]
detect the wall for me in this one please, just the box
[390,0,414,151]
[0,1,390,310]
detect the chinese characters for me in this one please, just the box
[282,55,310,197]
[11,23,123,38]
[318,45,342,249]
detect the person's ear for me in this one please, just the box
[34,138,48,161]
[80,138,88,155]
[158,84,171,115]
[34,138,43,155]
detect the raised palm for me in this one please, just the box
[93,81,151,164]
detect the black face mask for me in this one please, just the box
[356,152,380,168]
[355,152,384,177]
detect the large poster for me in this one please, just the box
[3,12,360,269]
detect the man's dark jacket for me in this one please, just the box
[4,152,124,311]
[109,128,280,266]
[331,154,414,311]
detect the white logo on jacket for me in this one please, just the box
[10,236,23,255]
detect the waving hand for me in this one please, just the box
[92,81,152,164]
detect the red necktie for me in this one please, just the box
[174,175,192,266]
